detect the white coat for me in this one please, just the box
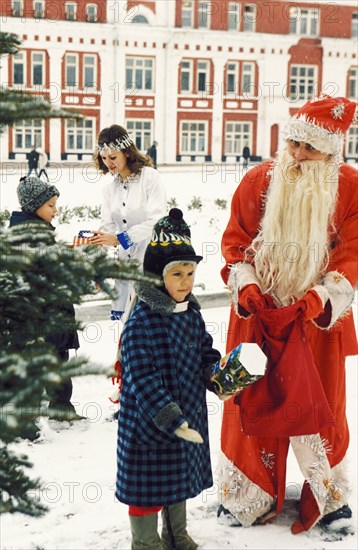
[99,166,167,313]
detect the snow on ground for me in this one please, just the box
[1,163,357,549]
[1,306,357,550]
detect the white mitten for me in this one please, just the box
[175,421,203,444]
[218,393,235,401]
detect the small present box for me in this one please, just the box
[211,343,267,395]
[72,230,94,247]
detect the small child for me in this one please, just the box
[116,208,221,550]
[9,176,80,434]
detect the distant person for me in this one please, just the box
[242,144,250,168]
[147,140,158,169]
[27,146,39,176]
[91,125,166,321]
[116,208,221,550]
[9,176,81,438]
[37,148,49,181]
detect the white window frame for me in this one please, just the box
[225,121,252,156]
[65,53,78,88]
[66,118,95,152]
[289,7,319,36]
[243,4,256,32]
[226,61,239,94]
[182,0,194,28]
[197,60,209,93]
[13,51,25,86]
[33,0,44,18]
[12,0,23,17]
[352,13,358,38]
[180,60,193,93]
[31,51,45,87]
[348,67,357,100]
[289,65,317,100]
[86,3,97,22]
[198,0,211,29]
[180,121,208,155]
[346,126,358,157]
[125,57,154,93]
[126,119,152,152]
[65,2,77,21]
[241,62,255,97]
[83,54,97,88]
[13,119,43,150]
[228,2,240,31]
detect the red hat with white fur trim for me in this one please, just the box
[283,94,357,156]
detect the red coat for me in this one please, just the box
[220,161,358,532]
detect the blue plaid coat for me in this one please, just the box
[115,284,221,506]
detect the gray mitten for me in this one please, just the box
[175,421,203,444]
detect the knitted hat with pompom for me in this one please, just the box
[143,208,202,277]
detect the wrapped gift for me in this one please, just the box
[211,343,267,395]
[72,230,94,247]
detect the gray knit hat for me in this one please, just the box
[17,176,60,214]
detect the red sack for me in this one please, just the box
[236,300,335,437]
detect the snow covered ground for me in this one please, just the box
[1,163,357,549]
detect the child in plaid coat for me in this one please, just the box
[116,209,221,550]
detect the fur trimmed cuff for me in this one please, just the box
[153,402,183,432]
[314,272,355,329]
[227,262,261,315]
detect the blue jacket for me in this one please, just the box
[9,210,79,353]
[116,283,221,506]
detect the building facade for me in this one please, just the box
[0,0,357,164]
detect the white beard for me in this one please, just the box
[250,149,339,306]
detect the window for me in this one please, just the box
[86,3,97,22]
[289,65,317,100]
[66,118,94,151]
[346,126,358,157]
[32,52,45,86]
[243,4,256,32]
[180,121,207,154]
[13,52,25,85]
[180,60,193,93]
[225,121,252,155]
[12,0,23,17]
[242,62,255,96]
[352,13,358,38]
[226,62,239,93]
[65,54,78,87]
[65,2,77,21]
[33,0,44,18]
[348,67,357,100]
[228,2,240,31]
[126,120,152,151]
[83,55,96,88]
[289,7,319,36]
[125,58,154,92]
[132,15,148,23]
[197,60,209,93]
[182,0,193,28]
[198,1,210,29]
[14,119,43,150]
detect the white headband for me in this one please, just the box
[97,134,133,152]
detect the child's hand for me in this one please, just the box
[175,421,203,444]
[218,393,234,401]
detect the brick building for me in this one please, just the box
[0,0,357,164]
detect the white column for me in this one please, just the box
[48,48,64,162]
[162,44,181,164]
[211,57,226,163]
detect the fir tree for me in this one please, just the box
[0,32,159,516]
[0,223,157,516]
